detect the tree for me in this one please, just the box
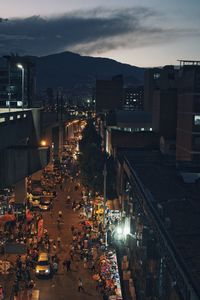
[79,143,104,195]
[79,119,102,152]
[79,119,117,198]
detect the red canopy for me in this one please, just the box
[0,213,15,224]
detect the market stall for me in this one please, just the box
[93,249,123,300]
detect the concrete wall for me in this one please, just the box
[0,146,50,188]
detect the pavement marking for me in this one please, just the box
[32,290,40,300]
[14,290,40,300]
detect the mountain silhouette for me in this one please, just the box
[0,51,145,97]
[36,51,144,93]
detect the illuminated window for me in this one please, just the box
[9,116,14,120]
[154,73,160,79]
[194,115,200,125]
[17,115,21,119]
[0,117,5,123]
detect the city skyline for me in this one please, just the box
[0,0,200,67]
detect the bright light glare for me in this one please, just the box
[17,63,23,69]
[123,224,130,235]
[116,227,123,235]
[41,140,47,146]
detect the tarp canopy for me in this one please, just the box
[0,213,15,224]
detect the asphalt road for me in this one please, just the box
[33,177,101,300]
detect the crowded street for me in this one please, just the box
[32,175,102,300]
[0,135,123,300]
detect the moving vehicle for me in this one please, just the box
[35,253,51,277]
[39,197,52,211]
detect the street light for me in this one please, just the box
[40,140,47,147]
[17,63,24,110]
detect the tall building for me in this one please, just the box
[144,66,178,113]
[144,67,161,112]
[152,66,178,139]
[0,55,36,108]
[176,60,200,163]
[123,85,144,111]
[96,75,123,112]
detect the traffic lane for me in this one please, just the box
[36,269,100,300]
[41,180,81,251]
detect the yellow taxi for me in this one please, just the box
[35,253,51,277]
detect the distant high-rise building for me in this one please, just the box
[144,68,161,112]
[176,61,200,162]
[0,55,36,108]
[152,66,178,139]
[123,86,144,111]
[144,66,178,112]
[96,75,123,112]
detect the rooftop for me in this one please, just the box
[110,110,152,125]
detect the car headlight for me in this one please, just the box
[45,269,50,274]
[36,270,39,273]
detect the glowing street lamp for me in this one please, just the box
[17,63,24,110]
[40,140,47,147]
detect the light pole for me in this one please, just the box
[17,63,24,110]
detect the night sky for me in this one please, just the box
[1,0,200,66]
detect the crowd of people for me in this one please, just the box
[0,143,122,300]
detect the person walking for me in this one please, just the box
[65,259,71,272]
[13,280,19,297]
[58,210,63,219]
[53,260,58,274]
[27,279,35,299]
[57,236,61,248]
[71,225,75,234]
[78,278,84,292]
[0,285,4,300]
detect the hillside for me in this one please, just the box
[36,51,144,93]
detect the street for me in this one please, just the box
[34,177,101,300]
[0,175,102,300]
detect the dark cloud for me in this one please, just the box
[0,7,198,56]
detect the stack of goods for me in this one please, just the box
[97,250,123,300]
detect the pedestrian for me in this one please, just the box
[71,225,75,234]
[78,278,84,292]
[70,249,74,261]
[27,279,35,298]
[0,285,4,300]
[57,236,61,247]
[13,280,19,297]
[72,200,76,209]
[91,260,95,272]
[65,259,71,272]
[53,261,58,273]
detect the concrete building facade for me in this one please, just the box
[176,63,200,163]
[96,75,123,112]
